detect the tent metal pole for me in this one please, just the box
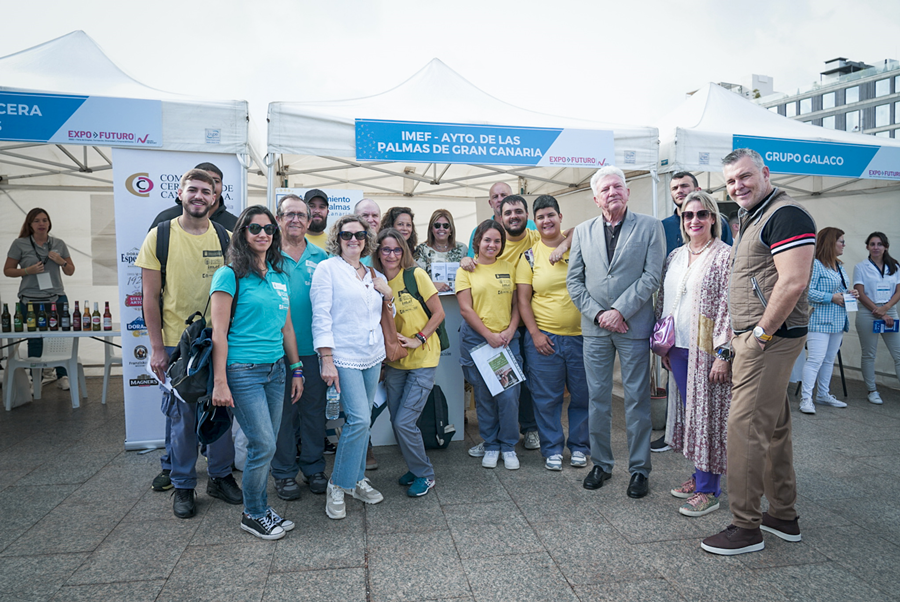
[237,153,251,213]
[651,169,659,219]
[265,153,276,211]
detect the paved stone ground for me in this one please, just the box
[0,374,898,602]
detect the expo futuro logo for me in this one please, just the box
[125,173,154,197]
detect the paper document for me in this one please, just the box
[430,261,459,294]
[470,342,526,396]
[873,320,899,334]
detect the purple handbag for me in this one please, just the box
[650,315,675,357]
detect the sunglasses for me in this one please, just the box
[339,231,368,241]
[244,223,278,235]
[682,210,711,221]
[380,247,403,256]
[433,222,451,230]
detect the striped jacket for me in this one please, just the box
[808,259,851,333]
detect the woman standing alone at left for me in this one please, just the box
[210,206,304,540]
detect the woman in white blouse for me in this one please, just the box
[311,215,394,520]
[853,231,900,405]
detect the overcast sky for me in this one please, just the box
[3,0,900,132]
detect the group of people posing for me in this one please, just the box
[113,151,899,551]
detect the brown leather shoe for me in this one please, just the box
[760,512,801,542]
[701,525,764,556]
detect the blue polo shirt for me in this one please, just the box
[210,264,291,364]
[282,243,328,356]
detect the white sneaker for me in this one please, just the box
[545,454,562,471]
[570,451,588,468]
[57,376,70,391]
[468,442,485,457]
[523,431,540,450]
[325,481,346,519]
[815,393,847,408]
[502,451,520,470]
[868,391,883,405]
[350,477,383,504]
[799,398,816,414]
[482,450,499,468]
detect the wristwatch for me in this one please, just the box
[752,326,773,343]
[716,346,734,362]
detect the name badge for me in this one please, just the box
[875,284,892,304]
[36,272,53,290]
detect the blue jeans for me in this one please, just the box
[271,354,328,480]
[227,359,285,519]
[163,387,234,489]
[19,296,68,378]
[331,364,380,490]
[524,330,590,458]
[383,366,436,479]
[459,321,521,453]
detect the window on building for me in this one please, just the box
[875,130,891,138]
[822,92,836,109]
[876,104,891,127]
[785,102,797,117]
[846,110,860,131]
[845,86,860,104]
[822,115,836,129]
[875,78,891,97]
[769,106,779,114]
[800,98,813,114]
[895,101,900,123]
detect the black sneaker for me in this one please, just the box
[151,469,173,491]
[266,507,295,532]
[241,512,285,540]
[650,435,671,453]
[323,438,337,455]
[208,474,243,505]
[274,477,302,501]
[303,472,329,495]
[172,488,196,518]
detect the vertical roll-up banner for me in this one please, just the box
[112,149,242,450]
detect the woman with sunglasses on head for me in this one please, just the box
[415,209,468,292]
[456,220,522,470]
[853,232,900,405]
[4,208,76,390]
[311,215,393,519]
[798,228,858,414]
[210,206,304,540]
[372,228,445,497]
[655,191,732,518]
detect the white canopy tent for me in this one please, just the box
[657,83,900,388]
[266,59,660,221]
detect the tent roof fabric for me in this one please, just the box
[658,83,900,174]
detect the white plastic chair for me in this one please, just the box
[101,337,122,406]
[3,338,87,411]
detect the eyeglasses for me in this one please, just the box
[380,247,403,256]
[244,223,278,235]
[433,222,451,230]
[682,210,711,221]
[280,212,309,221]
[338,231,368,241]
[837,239,846,245]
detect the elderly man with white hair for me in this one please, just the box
[566,166,665,498]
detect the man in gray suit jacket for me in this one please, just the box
[566,166,665,498]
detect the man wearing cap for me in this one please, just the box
[304,189,330,249]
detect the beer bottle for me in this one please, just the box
[37,304,48,331]
[73,301,82,331]
[61,302,71,331]
[49,303,59,331]
[14,304,24,332]
[82,300,91,331]
[1,303,10,333]
[26,303,36,331]
[92,302,101,332]
[103,302,112,331]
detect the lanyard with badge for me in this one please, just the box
[869,259,894,304]
[29,236,54,291]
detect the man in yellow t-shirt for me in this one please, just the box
[516,194,589,471]
[135,169,240,519]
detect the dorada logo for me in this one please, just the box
[125,172,154,197]
[129,376,158,387]
[120,247,140,265]
[126,316,147,331]
[134,345,148,360]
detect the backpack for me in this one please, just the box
[165,267,239,405]
[416,384,455,449]
[402,267,450,351]
[155,219,230,312]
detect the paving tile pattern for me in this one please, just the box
[0,375,897,601]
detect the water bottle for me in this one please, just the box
[325,385,341,420]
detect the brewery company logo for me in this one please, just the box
[120,247,140,266]
[125,172,154,197]
[134,345,148,360]
[126,316,147,331]
[129,376,158,387]
[124,292,143,307]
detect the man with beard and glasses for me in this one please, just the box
[304,189,330,250]
[137,169,242,518]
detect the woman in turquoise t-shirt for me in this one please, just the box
[210,205,304,541]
